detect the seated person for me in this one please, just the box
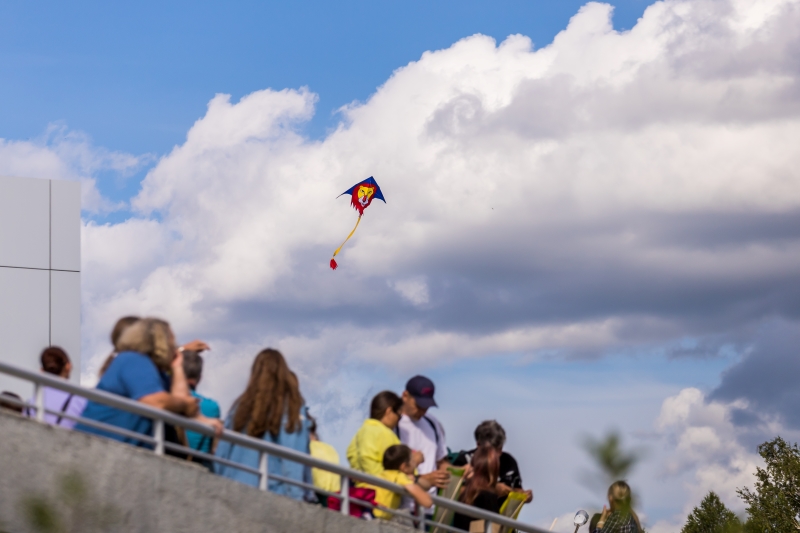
[308,414,341,505]
[368,444,433,520]
[347,390,403,475]
[453,445,500,531]
[453,420,533,505]
[26,346,87,429]
[0,391,23,414]
[595,481,642,533]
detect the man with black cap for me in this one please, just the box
[398,375,451,512]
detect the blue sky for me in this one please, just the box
[3,0,800,531]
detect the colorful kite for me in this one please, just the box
[330,176,386,270]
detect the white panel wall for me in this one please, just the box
[0,176,81,397]
[51,179,81,272]
[0,176,50,269]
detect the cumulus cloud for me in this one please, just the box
[0,124,149,214]
[646,383,800,531]
[80,0,800,378]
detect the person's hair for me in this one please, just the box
[233,349,304,438]
[608,480,632,511]
[40,346,70,376]
[0,391,23,414]
[111,316,140,349]
[383,444,412,470]
[370,390,402,420]
[460,444,500,505]
[474,420,506,450]
[307,413,318,436]
[115,318,176,371]
[608,480,642,530]
[182,350,203,382]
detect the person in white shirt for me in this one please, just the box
[397,375,450,516]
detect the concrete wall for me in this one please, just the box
[0,176,81,398]
[0,411,411,533]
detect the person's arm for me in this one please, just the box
[419,469,450,488]
[596,506,611,531]
[139,391,197,415]
[169,350,192,399]
[404,482,433,509]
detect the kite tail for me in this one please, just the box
[330,215,362,270]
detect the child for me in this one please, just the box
[369,444,433,520]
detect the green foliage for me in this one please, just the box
[681,491,743,533]
[581,430,644,491]
[738,437,800,533]
[20,470,119,533]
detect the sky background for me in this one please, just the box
[2,1,800,531]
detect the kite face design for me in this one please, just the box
[330,176,385,270]
[354,184,376,213]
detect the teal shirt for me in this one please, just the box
[185,390,220,453]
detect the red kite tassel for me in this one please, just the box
[329,215,362,271]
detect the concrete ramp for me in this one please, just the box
[0,411,409,533]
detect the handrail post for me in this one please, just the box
[259,451,269,491]
[153,419,164,456]
[340,475,350,516]
[485,519,494,533]
[34,383,45,422]
[416,503,426,531]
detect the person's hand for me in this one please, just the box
[422,469,450,489]
[496,483,512,497]
[597,505,610,530]
[523,489,533,503]
[181,340,210,353]
[411,450,425,467]
[183,397,200,418]
[196,416,224,437]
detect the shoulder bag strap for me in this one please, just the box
[55,394,74,426]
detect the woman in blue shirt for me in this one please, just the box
[215,349,311,500]
[77,318,216,446]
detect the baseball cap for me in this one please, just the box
[406,375,437,409]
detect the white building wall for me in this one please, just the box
[0,176,81,398]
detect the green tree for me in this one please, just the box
[738,437,800,533]
[681,491,742,533]
[581,430,643,490]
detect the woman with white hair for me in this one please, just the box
[77,317,220,447]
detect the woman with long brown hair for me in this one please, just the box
[214,349,312,500]
[452,444,502,531]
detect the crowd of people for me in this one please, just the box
[0,315,642,532]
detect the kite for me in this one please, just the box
[330,176,386,270]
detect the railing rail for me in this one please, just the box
[0,360,549,533]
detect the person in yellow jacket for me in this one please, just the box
[308,414,341,497]
[347,391,404,475]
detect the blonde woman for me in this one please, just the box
[595,481,642,533]
[77,318,220,447]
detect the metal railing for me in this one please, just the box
[0,360,549,533]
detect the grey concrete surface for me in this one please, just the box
[0,411,411,533]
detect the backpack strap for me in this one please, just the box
[55,394,74,426]
[422,415,440,446]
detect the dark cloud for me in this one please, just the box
[711,320,800,430]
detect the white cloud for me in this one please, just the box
[74,0,800,375]
[0,124,149,214]
[648,387,768,530]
